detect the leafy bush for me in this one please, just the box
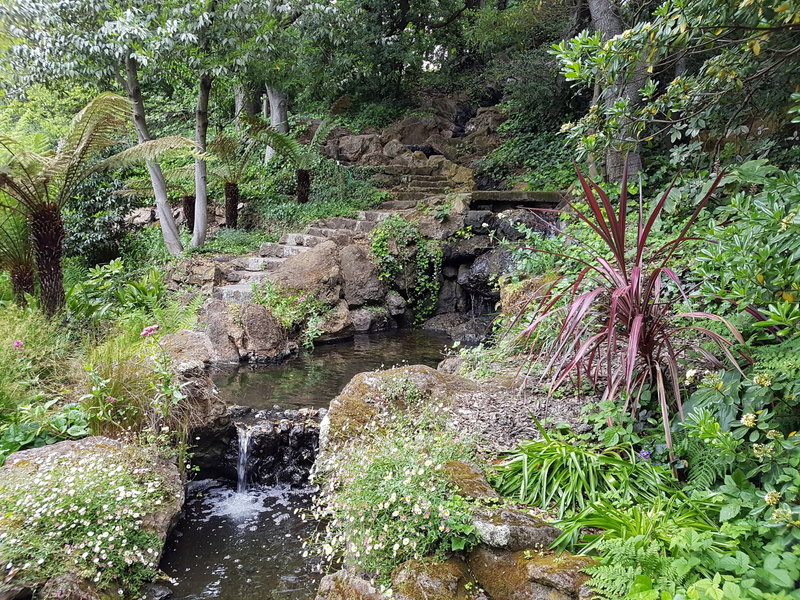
[694,163,800,340]
[370,215,442,324]
[0,441,172,593]
[310,378,479,581]
[187,228,274,256]
[496,423,673,519]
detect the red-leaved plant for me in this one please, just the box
[521,165,747,453]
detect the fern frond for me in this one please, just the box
[102,136,195,170]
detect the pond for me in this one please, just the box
[159,329,452,600]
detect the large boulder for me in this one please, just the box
[161,329,215,373]
[472,506,561,552]
[383,116,450,145]
[269,240,343,305]
[319,365,478,453]
[457,247,515,298]
[167,256,228,293]
[199,299,242,364]
[240,303,293,362]
[335,134,383,163]
[339,244,386,307]
[0,438,184,600]
[467,547,595,600]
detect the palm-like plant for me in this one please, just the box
[0,206,35,305]
[521,166,747,455]
[203,134,259,228]
[0,93,131,314]
[248,118,336,204]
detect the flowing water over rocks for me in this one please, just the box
[160,330,452,600]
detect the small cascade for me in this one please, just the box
[236,424,253,493]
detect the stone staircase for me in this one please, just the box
[211,199,420,303]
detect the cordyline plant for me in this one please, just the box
[521,165,747,453]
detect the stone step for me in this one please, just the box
[259,242,311,258]
[379,200,419,210]
[381,165,437,176]
[391,191,428,202]
[213,283,253,303]
[279,232,326,247]
[400,174,447,182]
[227,270,271,283]
[356,210,393,222]
[232,256,284,272]
[407,180,452,191]
[305,226,341,238]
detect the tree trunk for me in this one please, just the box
[264,85,289,163]
[224,182,239,229]
[29,204,65,315]
[296,169,311,204]
[234,84,248,129]
[182,194,196,233]
[587,0,644,181]
[9,263,34,307]
[191,73,213,248]
[124,56,183,256]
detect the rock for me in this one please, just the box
[0,585,32,600]
[339,245,386,306]
[467,547,595,600]
[349,307,393,332]
[472,506,561,551]
[382,138,408,159]
[314,570,383,600]
[442,235,493,264]
[437,356,465,375]
[321,365,477,452]
[161,329,214,366]
[127,207,155,226]
[2,438,183,600]
[317,299,354,343]
[435,279,468,314]
[457,247,515,298]
[495,209,558,241]
[418,195,470,240]
[443,460,500,500]
[141,583,174,600]
[167,257,228,294]
[422,313,491,344]
[336,134,383,163]
[199,299,242,364]
[385,291,407,316]
[240,303,292,362]
[269,241,343,305]
[384,116,448,145]
[392,558,483,600]
[425,133,458,162]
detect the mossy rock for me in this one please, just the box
[320,365,478,453]
[314,570,382,600]
[391,558,478,600]
[467,546,596,600]
[443,460,500,500]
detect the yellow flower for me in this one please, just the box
[764,491,781,506]
[741,413,757,428]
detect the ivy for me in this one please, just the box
[369,215,442,325]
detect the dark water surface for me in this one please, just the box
[160,330,452,600]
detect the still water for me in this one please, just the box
[159,330,452,600]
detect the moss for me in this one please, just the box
[443,460,500,500]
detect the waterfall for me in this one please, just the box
[236,424,253,493]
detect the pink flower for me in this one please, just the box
[298,296,307,302]
[140,325,160,337]
[105,396,117,404]
[12,340,24,351]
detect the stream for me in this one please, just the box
[159,329,452,600]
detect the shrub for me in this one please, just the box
[251,279,328,349]
[0,441,172,594]
[694,162,800,340]
[370,215,442,324]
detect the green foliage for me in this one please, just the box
[694,163,800,339]
[251,279,329,349]
[187,229,274,256]
[311,382,479,581]
[496,425,673,519]
[66,259,167,327]
[369,215,442,325]
[0,441,172,593]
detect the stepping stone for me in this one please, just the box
[259,242,311,258]
[213,283,253,303]
[408,180,451,190]
[381,165,436,176]
[226,270,271,283]
[392,191,428,202]
[357,210,393,222]
[279,233,326,247]
[316,217,361,230]
[353,220,377,233]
